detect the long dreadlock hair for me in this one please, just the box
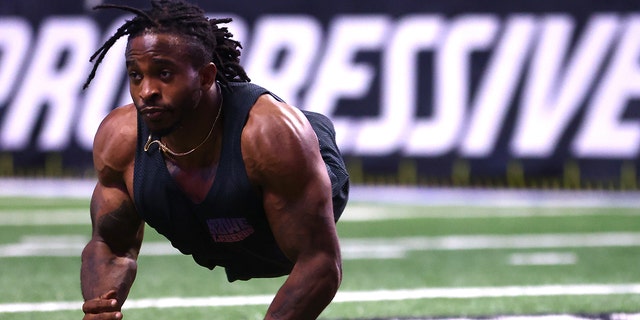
[83,0,250,89]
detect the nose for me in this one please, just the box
[139,78,160,104]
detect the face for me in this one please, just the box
[126,32,205,135]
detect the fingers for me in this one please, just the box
[82,290,123,320]
[100,290,118,300]
[82,297,118,313]
[82,311,122,320]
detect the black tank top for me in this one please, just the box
[133,82,293,281]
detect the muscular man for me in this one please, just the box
[80,1,349,319]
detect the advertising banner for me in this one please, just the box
[0,0,638,188]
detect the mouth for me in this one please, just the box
[139,106,167,121]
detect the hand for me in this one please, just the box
[82,290,123,320]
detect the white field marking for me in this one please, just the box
[3,178,640,208]
[349,186,640,208]
[0,209,89,226]
[341,205,640,221]
[0,178,95,198]
[3,205,640,227]
[339,232,640,259]
[442,316,640,320]
[508,252,578,266]
[2,284,640,313]
[0,235,88,257]
[2,232,640,259]
[476,315,640,320]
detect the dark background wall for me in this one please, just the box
[0,0,638,189]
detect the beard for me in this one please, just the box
[137,88,203,137]
[149,124,175,137]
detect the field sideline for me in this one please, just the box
[1,179,639,319]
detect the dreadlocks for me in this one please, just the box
[83,0,250,89]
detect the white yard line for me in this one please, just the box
[508,252,578,266]
[2,178,640,208]
[349,186,640,208]
[2,205,639,227]
[0,178,95,198]
[2,284,640,313]
[342,205,640,221]
[0,210,89,225]
[1,232,639,258]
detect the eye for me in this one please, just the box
[159,70,173,80]
[128,71,142,82]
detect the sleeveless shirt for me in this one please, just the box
[133,82,349,282]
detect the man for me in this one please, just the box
[79,1,349,319]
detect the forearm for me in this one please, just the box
[81,239,138,306]
[265,256,342,320]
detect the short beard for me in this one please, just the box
[150,125,176,137]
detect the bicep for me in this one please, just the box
[89,104,142,257]
[247,105,339,262]
[265,170,337,256]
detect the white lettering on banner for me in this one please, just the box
[244,15,321,107]
[0,13,638,159]
[573,15,640,157]
[304,15,391,151]
[357,15,442,155]
[1,17,98,150]
[511,15,620,157]
[460,15,536,157]
[0,18,31,107]
[405,15,497,156]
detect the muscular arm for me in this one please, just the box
[244,96,342,319]
[81,105,144,319]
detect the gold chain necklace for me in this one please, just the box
[144,86,223,157]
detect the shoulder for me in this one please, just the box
[242,95,320,183]
[93,104,138,181]
[245,94,311,138]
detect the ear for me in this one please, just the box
[199,62,217,90]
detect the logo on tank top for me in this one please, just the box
[206,218,255,242]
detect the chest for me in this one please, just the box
[165,160,217,203]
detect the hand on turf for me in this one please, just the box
[82,290,123,320]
